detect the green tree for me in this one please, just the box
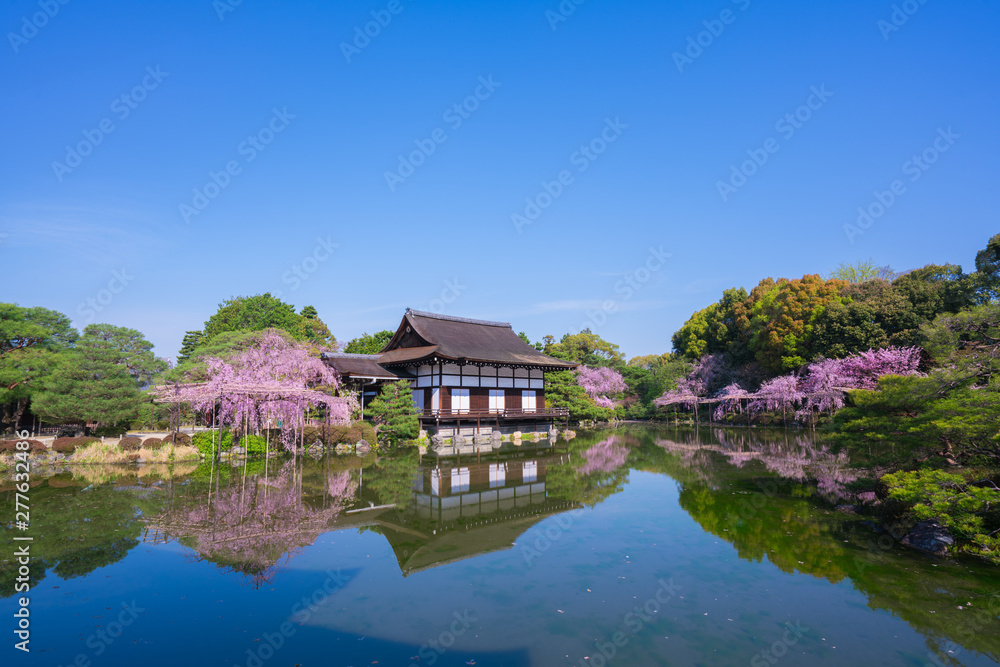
[300,305,319,320]
[544,369,615,421]
[344,330,394,355]
[32,324,165,427]
[973,232,1000,304]
[0,304,78,431]
[166,329,289,383]
[827,258,894,284]
[203,294,335,346]
[177,331,204,364]
[367,380,419,443]
[893,264,974,322]
[544,329,624,367]
[812,279,923,358]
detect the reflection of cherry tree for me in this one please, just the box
[715,431,858,500]
[157,461,358,586]
[326,470,359,515]
[576,436,630,475]
[657,430,858,500]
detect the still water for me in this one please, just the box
[2,426,999,666]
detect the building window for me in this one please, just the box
[489,389,505,413]
[523,460,537,483]
[522,390,536,413]
[412,389,425,413]
[452,388,470,414]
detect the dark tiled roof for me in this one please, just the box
[379,309,577,369]
[321,353,412,379]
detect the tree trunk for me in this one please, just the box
[11,398,29,433]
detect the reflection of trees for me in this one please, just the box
[545,433,637,507]
[152,461,358,586]
[1,468,182,598]
[638,427,1000,665]
[654,427,857,501]
[575,436,629,475]
[362,452,419,510]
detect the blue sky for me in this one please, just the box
[2,0,997,361]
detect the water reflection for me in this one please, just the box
[2,426,999,665]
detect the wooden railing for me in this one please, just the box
[418,407,569,419]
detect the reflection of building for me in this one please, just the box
[373,444,581,576]
[324,309,577,435]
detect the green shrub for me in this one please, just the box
[51,437,99,453]
[192,429,268,456]
[883,469,1000,563]
[93,425,128,438]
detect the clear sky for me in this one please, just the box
[2,0,997,361]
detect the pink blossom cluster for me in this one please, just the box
[166,332,356,449]
[657,347,922,420]
[576,365,628,408]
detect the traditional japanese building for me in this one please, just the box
[323,309,578,435]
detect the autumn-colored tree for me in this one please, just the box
[748,274,849,373]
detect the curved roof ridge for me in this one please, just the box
[406,308,511,328]
[322,352,383,360]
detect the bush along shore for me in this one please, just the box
[0,422,382,474]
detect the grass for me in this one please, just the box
[142,444,200,463]
[67,442,202,465]
[71,442,133,464]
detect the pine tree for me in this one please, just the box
[177,331,204,364]
[366,381,419,443]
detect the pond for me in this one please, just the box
[2,425,999,666]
